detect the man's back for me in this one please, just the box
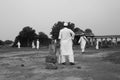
[59,27,74,40]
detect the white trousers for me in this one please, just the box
[60,55,74,63]
[36,44,39,49]
[81,47,85,52]
[80,42,86,52]
[18,45,20,48]
[96,41,99,49]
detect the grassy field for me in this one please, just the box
[0,46,120,80]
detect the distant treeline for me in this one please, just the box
[0,21,94,47]
[0,40,13,45]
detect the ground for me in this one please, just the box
[0,47,120,80]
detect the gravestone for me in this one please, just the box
[45,43,58,69]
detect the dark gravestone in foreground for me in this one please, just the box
[45,44,58,69]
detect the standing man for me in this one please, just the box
[95,39,99,49]
[17,41,21,48]
[36,39,40,49]
[78,33,88,54]
[32,41,35,49]
[58,22,75,65]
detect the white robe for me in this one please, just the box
[17,42,20,48]
[96,40,99,49]
[32,41,35,48]
[59,27,75,55]
[36,40,39,49]
[78,36,87,52]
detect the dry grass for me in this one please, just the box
[103,52,120,64]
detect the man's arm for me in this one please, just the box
[70,30,75,40]
[58,30,61,40]
[78,37,81,43]
[83,36,88,42]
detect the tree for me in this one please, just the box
[84,28,94,47]
[50,21,64,40]
[68,22,75,30]
[0,40,4,45]
[50,21,75,40]
[38,32,50,45]
[38,32,48,39]
[13,26,37,47]
[12,35,19,47]
[74,27,84,35]
[4,40,13,45]
[73,27,85,45]
[84,28,94,37]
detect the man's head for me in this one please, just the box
[63,22,68,27]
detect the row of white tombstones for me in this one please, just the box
[17,39,40,49]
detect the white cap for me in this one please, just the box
[64,22,68,26]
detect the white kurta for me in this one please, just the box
[96,40,99,49]
[59,27,75,55]
[32,41,35,48]
[78,36,87,52]
[17,42,21,48]
[36,40,39,49]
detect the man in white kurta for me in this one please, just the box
[32,41,35,49]
[17,41,21,48]
[78,34,88,53]
[36,39,40,49]
[58,23,75,65]
[96,39,99,49]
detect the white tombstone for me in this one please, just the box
[36,39,39,49]
[17,41,21,48]
[32,41,35,48]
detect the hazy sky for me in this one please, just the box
[0,0,120,40]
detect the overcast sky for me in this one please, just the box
[0,0,120,40]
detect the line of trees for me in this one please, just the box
[0,40,13,46]
[0,21,94,47]
[12,26,51,47]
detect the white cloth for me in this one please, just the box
[58,27,75,63]
[78,36,87,52]
[36,40,39,49]
[32,41,35,48]
[61,55,74,63]
[59,27,75,55]
[17,42,20,48]
[96,40,99,49]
